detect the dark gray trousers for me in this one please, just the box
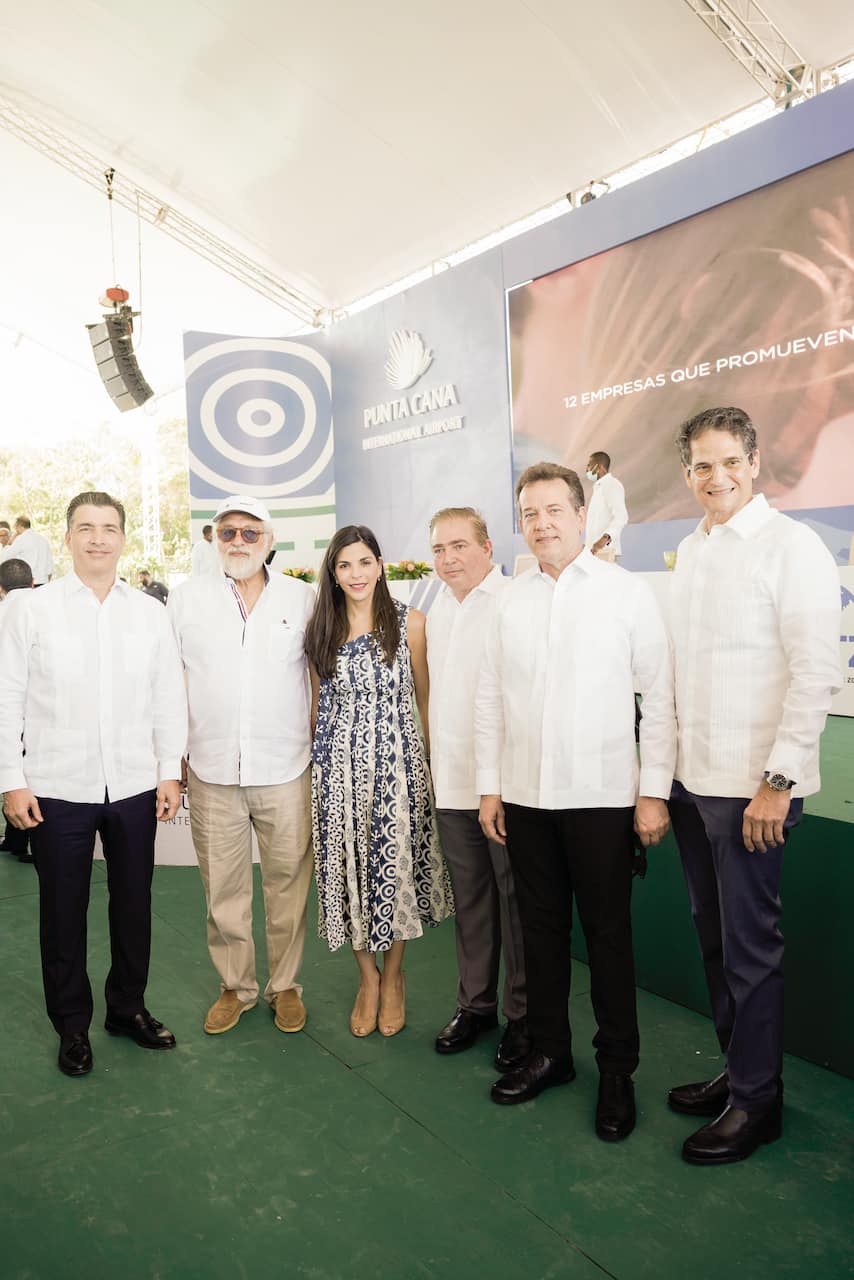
[668,782,803,1112]
[436,809,526,1021]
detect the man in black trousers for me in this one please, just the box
[476,462,676,1140]
[0,557,36,862]
[0,491,187,1077]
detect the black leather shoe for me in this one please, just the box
[490,1050,575,1105]
[668,1070,729,1116]
[682,1102,782,1165]
[494,1017,533,1072]
[105,1009,177,1050]
[435,1007,498,1055]
[58,1032,93,1076]
[596,1072,636,1141]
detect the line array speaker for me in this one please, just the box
[86,307,153,412]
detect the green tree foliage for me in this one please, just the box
[0,418,191,581]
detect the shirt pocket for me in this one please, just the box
[268,621,305,662]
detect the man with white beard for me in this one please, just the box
[168,497,315,1037]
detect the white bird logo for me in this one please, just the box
[384,329,434,390]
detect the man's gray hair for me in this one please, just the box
[676,406,758,468]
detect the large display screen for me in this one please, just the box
[508,149,854,568]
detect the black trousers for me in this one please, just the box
[29,790,158,1036]
[504,803,639,1074]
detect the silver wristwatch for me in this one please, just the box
[763,771,795,792]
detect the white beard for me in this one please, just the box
[218,542,268,580]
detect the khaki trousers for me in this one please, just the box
[592,545,618,563]
[187,766,313,1005]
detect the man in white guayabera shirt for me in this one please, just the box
[584,452,628,562]
[0,491,186,1078]
[427,507,528,1073]
[477,462,676,1141]
[169,496,315,1038]
[666,406,841,1167]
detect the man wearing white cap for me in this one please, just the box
[168,496,315,1035]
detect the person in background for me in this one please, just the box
[139,569,169,604]
[5,516,54,585]
[0,521,11,550]
[477,462,675,1141]
[0,558,36,863]
[169,497,315,1038]
[0,491,186,1078]
[666,406,842,1166]
[191,524,219,576]
[305,525,454,1039]
[584,453,628,562]
[427,507,528,1071]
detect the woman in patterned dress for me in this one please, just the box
[304,526,454,1038]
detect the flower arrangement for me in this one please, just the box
[282,567,316,583]
[385,560,432,581]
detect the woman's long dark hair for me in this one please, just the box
[304,525,400,678]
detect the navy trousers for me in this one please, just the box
[668,782,802,1112]
[30,790,157,1036]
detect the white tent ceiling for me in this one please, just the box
[1,0,853,445]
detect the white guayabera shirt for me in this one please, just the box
[168,570,315,787]
[669,493,842,799]
[426,564,508,810]
[0,573,187,802]
[475,550,676,809]
[585,473,629,555]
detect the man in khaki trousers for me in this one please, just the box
[169,496,315,1035]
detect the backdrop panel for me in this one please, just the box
[183,330,335,562]
[328,254,515,567]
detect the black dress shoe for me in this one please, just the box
[494,1017,533,1073]
[435,1007,498,1055]
[490,1050,575,1105]
[682,1102,782,1165]
[58,1032,93,1077]
[596,1072,636,1141]
[668,1070,729,1116]
[105,1009,177,1050]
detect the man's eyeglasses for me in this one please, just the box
[216,527,264,544]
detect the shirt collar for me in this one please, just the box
[535,546,596,583]
[437,563,504,604]
[65,569,129,596]
[693,492,775,540]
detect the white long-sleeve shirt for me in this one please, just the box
[426,564,508,809]
[0,573,187,802]
[475,550,675,809]
[585,472,629,555]
[168,570,314,786]
[3,528,54,584]
[670,494,841,799]
[191,538,219,576]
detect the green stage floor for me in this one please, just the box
[2,850,853,1280]
[804,714,854,823]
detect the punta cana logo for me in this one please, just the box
[384,330,434,390]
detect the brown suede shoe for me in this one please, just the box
[204,990,257,1035]
[273,989,307,1033]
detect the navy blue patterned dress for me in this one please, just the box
[312,602,454,953]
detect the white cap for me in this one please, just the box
[212,495,273,524]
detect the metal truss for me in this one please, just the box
[0,88,328,328]
[683,0,824,104]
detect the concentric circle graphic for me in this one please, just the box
[185,337,333,499]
